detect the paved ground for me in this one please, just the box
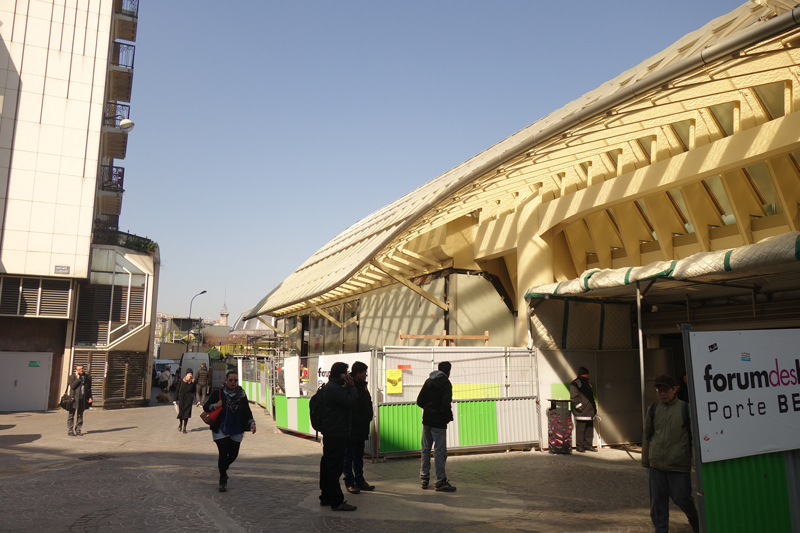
[0,390,699,532]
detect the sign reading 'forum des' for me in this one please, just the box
[690,330,800,463]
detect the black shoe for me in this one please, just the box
[421,478,429,490]
[75,432,83,437]
[435,479,457,492]
[346,485,360,494]
[586,446,598,452]
[67,431,75,436]
[219,477,227,492]
[355,481,375,491]
[331,501,357,511]
[576,448,585,453]
[182,429,187,434]
[319,499,331,506]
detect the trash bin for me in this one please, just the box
[547,399,572,454]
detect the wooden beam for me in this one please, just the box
[370,259,449,312]
[309,303,342,329]
[256,316,285,337]
[397,247,439,267]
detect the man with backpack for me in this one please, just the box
[416,361,456,492]
[641,375,699,533]
[317,362,358,511]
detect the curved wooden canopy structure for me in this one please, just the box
[247,1,800,333]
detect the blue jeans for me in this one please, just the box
[420,425,448,484]
[648,467,699,533]
[343,438,366,487]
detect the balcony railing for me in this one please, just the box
[104,102,130,128]
[114,0,139,18]
[100,165,125,192]
[112,42,135,69]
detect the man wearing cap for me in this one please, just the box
[569,366,596,452]
[642,375,699,533]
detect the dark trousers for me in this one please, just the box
[197,384,208,405]
[319,436,346,506]
[343,437,366,487]
[215,437,241,481]
[67,401,85,434]
[575,419,593,450]
[648,467,700,533]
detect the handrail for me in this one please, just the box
[112,42,135,70]
[100,165,125,192]
[114,0,139,19]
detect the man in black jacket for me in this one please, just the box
[319,362,358,511]
[416,361,456,492]
[67,365,93,436]
[570,366,597,452]
[343,361,375,494]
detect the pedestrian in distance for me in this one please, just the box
[195,363,211,406]
[174,369,196,433]
[67,364,92,436]
[159,365,171,394]
[343,361,375,495]
[642,375,699,533]
[570,366,597,452]
[319,361,358,511]
[416,361,456,492]
[203,371,256,492]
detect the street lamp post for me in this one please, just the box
[188,290,207,352]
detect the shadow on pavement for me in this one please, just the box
[83,427,138,434]
[0,434,41,446]
[0,425,16,431]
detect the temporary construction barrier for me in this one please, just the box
[377,346,540,456]
[271,347,542,457]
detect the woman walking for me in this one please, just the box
[174,369,196,433]
[203,371,256,492]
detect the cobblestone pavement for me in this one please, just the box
[0,391,698,532]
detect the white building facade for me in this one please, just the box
[0,0,158,411]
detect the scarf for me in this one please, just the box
[223,386,244,413]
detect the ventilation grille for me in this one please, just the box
[104,352,147,400]
[0,276,71,317]
[75,283,146,346]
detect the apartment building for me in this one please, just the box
[0,0,159,411]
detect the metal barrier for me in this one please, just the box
[270,348,542,457]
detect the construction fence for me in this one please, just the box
[271,347,542,457]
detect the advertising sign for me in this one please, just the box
[386,369,403,394]
[285,356,300,397]
[689,329,800,463]
[316,352,371,389]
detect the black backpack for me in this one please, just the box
[309,384,326,433]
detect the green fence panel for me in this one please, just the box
[704,452,791,533]
[458,400,498,446]
[296,397,310,434]
[379,403,422,453]
[275,395,288,429]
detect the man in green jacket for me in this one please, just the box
[642,375,699,533]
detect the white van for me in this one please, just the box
[179,352,212,381]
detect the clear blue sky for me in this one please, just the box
[123,0,743,321]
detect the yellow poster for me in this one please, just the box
[386,369,403,394]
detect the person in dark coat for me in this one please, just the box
[319,362,358,511]
[676,372,690,404]
[343,361,375,494]
[174,369,196,433]
[203,371,256,492]
[416,361,456,492]
[67,364,93,436]
[570,366,597,452]
[194,363,211,406]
